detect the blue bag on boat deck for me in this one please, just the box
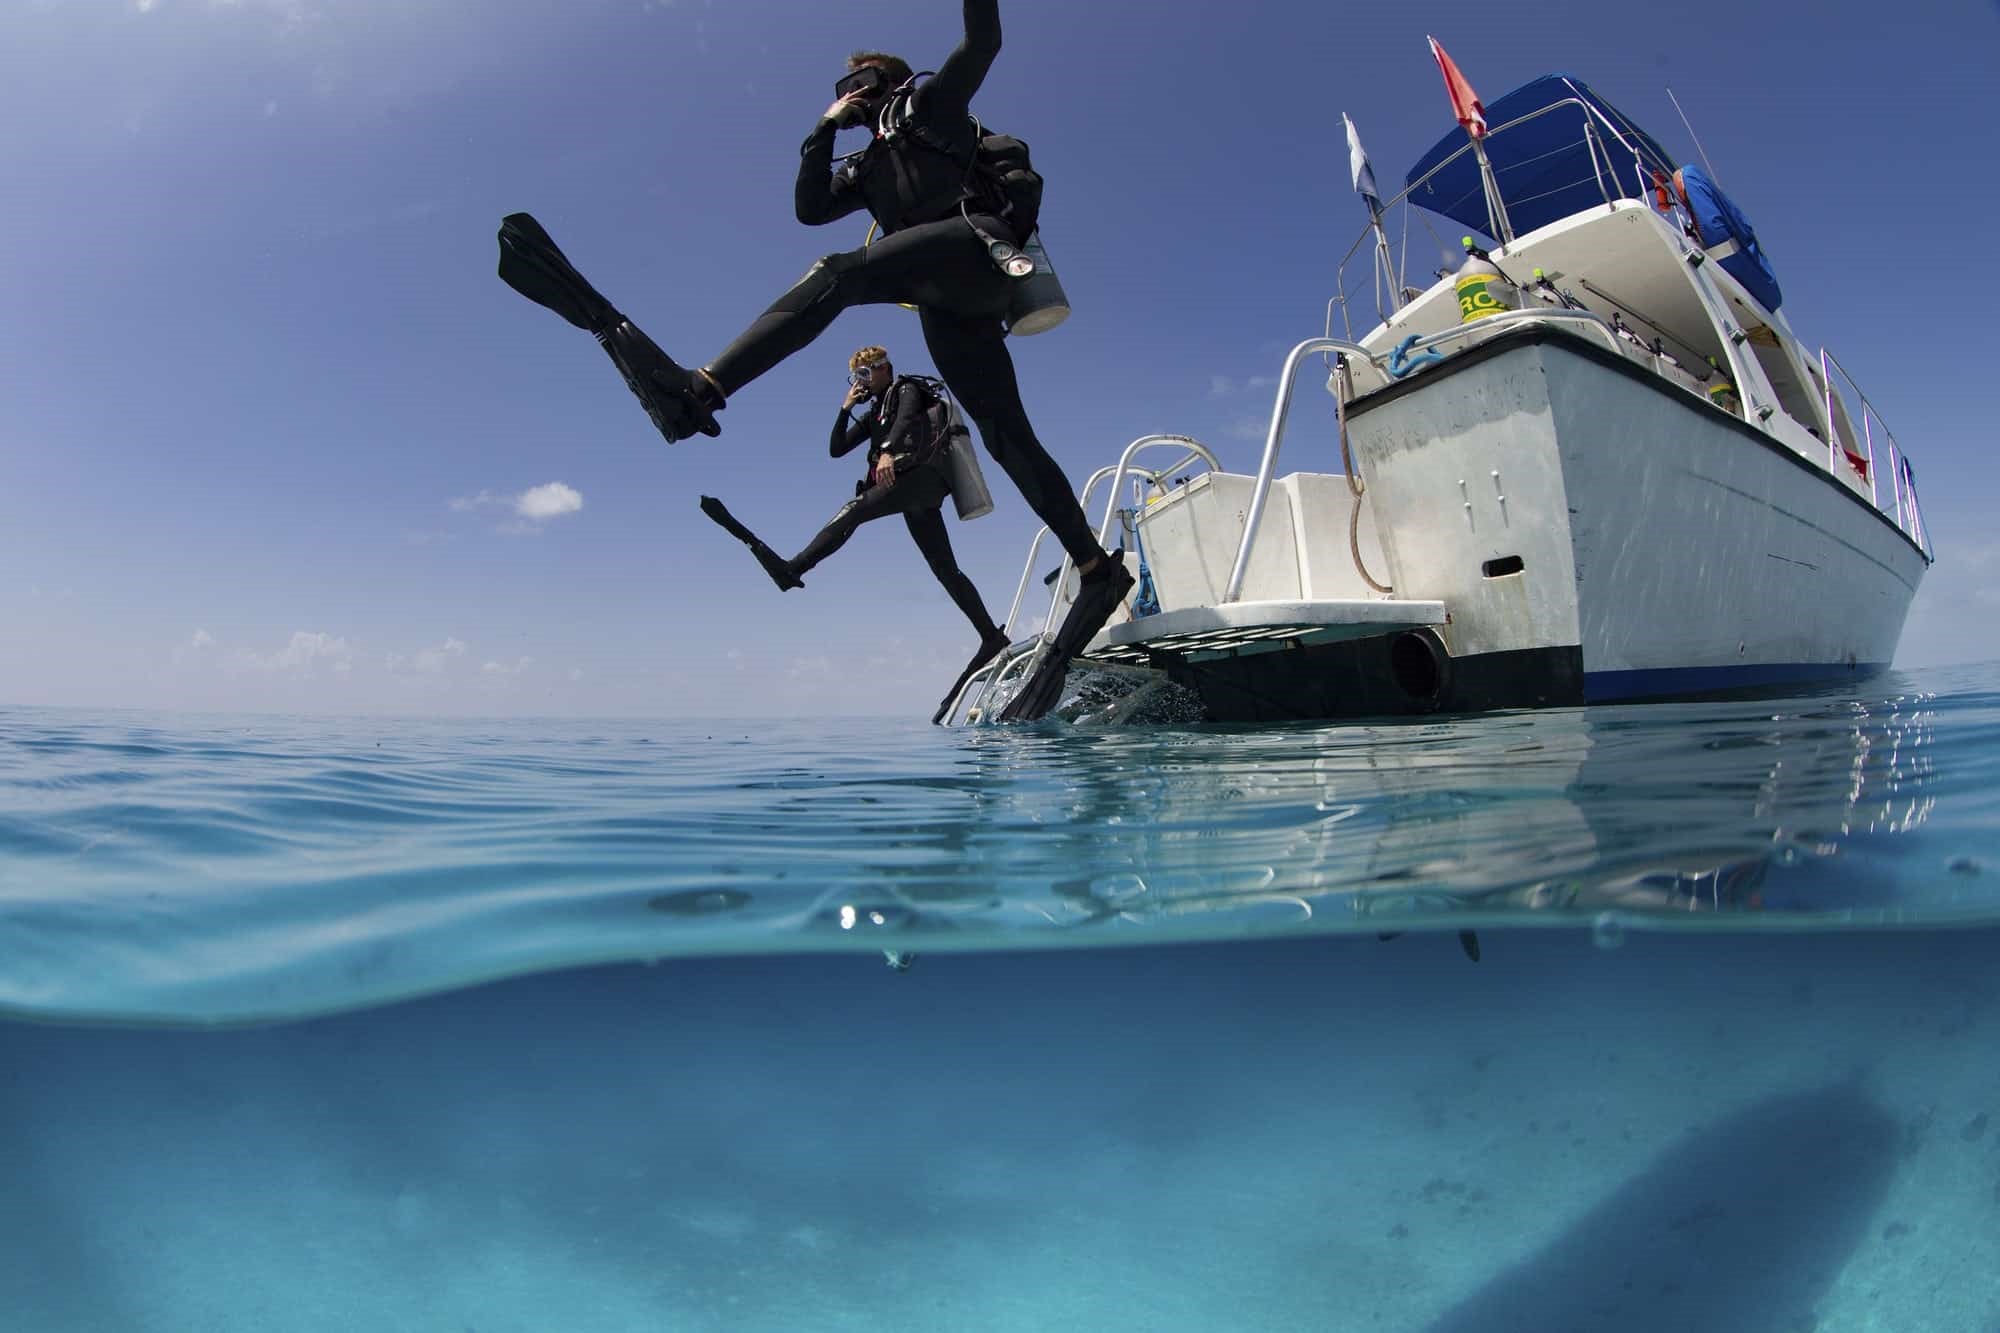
[1677,163,1783,313]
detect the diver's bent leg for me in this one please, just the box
[913,499,1013,725]
[787,481,913,576]
[906,505,1001,638]
[787,499,867,576]
[706,221,995,397]
[919,309,1105,568]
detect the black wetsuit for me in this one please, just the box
[702,0,1104,569]
[786,379,1000,640]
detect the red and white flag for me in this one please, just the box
[1427,35,1487,139]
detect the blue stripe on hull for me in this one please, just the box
[1583,661,1890,703]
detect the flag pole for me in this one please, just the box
[1343,113,1403,314]
[1427,36,1514,248]
[1473,139,1515,247]
[1368,196,1402,311]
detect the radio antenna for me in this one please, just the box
[1666,87,1721,187]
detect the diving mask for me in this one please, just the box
[833,65,891,101]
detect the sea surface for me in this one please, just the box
[3,664,1998,1331]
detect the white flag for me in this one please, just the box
[1344,113,1381,212]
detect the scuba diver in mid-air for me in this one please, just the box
[698,345,1012,725]
[495,0,1132,722]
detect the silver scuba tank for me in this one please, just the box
[1004,232,1070,336]
[940,398,994,520]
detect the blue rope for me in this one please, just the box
[1387,334,1446,379]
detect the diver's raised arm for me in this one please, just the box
[928,0,1001,115]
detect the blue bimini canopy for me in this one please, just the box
[1403,74,1679,239]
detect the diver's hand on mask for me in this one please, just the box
[843,384,869,410]
[823,92,870,127]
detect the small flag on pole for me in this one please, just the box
[1427,35,1487,139]
[1343,113,1381,211]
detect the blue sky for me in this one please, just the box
[2,0,1994,718]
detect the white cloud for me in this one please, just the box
[416,637,466,673]
[385,637,469,676]
[451,482,584,532]
[515,482,582,521]
[481,656,532,675]
[250,630,353,675]
[173,628,218,666]
[1226,414,1270,443]
[788,655,836,682]
[1898,539,2000,667]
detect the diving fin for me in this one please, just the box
[496,213,720,443]
[496,211,619,332]
[996,551,1135,723]
[931,630,1013,725]
[699,496,803,591]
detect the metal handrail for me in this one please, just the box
[996,527,1052,640]
[1815,345,1930,558]
[1223,338,1371,603]
[1092,438,1218,546]
[1047,436,1223,639]
[1226,314,1639,604]
[1330,97,1636,337]
[961,436,1224,722]
[1398,306,1626,362]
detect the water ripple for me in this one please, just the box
[1,665,1996,1025]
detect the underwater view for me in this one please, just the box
[4,664,1997,1330]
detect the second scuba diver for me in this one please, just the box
[495,0,1132,722]
[699,345,1012,725]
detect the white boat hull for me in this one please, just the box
[1066,326,1927,723]
[1343,327,1924,704]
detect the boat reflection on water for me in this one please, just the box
[810,686,1941,953]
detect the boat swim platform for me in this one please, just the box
[1082,598,1448,666]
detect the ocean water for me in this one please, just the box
[2,664,1997,1331]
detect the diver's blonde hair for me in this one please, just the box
[849,345,890,373]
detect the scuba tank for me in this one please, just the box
[867,70,1070,338]
[1004,232,1069,336]
[896,374,994,519]
[1454,236,1518,324]
[938,396,994,520]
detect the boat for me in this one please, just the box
[944,65,1933,726]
